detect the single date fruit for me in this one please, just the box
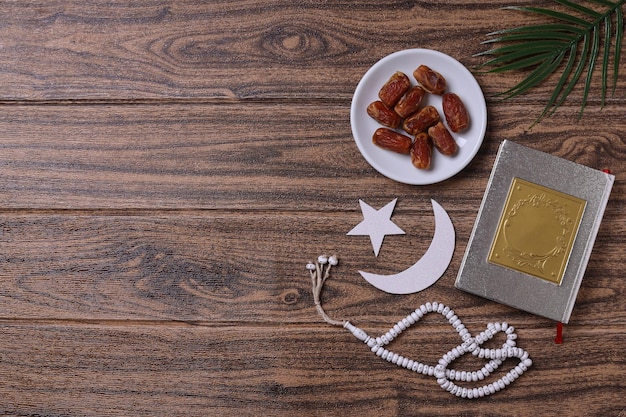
[410,132,432,169]
[394,86,425,118]
[413,65,446,95]
[367,101,402,128]
[442,92,469,132]
[428,122,457,156]
[378,71,411,107]
[372,128,412,154]
[403,105,440,135]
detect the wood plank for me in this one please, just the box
[0,103,624,210]
[0,0,622,101]
[1,2,624,417]
[0,323,624,416]
[0,212,622,325]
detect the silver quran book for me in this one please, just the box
[455,140,614,323]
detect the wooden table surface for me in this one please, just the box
[1,1,624,416]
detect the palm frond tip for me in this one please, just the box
[477,0,625,124]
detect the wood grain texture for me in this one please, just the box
[1,0,491,100]
[0,323,624,417]
[0,0,622,101]
[0,103,624,209]
[0,0,625,416]
[0,213,623,327]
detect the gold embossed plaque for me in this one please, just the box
[488,178,586,285]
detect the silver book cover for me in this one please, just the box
[455,140,614,323]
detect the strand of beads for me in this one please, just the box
[307,257,534,399]
[433,319,532,398]
[342,301,532,399]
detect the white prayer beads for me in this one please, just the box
[307,257,533,399]
[343,302,533,399]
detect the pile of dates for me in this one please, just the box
[367,65,469,170]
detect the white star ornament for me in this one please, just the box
[347,198,405,257]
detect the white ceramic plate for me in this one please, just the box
[350,49,487,185]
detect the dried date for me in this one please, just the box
[428,122,457,156]
[372,128,412,154]
[378,71,411,107]
[410,132,432,169]
[394,86,425,118]
[403,105,440,135]
[367,101,402,128]
[413,65,446,95]
[442,92,469,132]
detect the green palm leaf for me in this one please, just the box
[476,0,625,125]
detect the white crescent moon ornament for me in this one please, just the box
[359,199,455,294]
